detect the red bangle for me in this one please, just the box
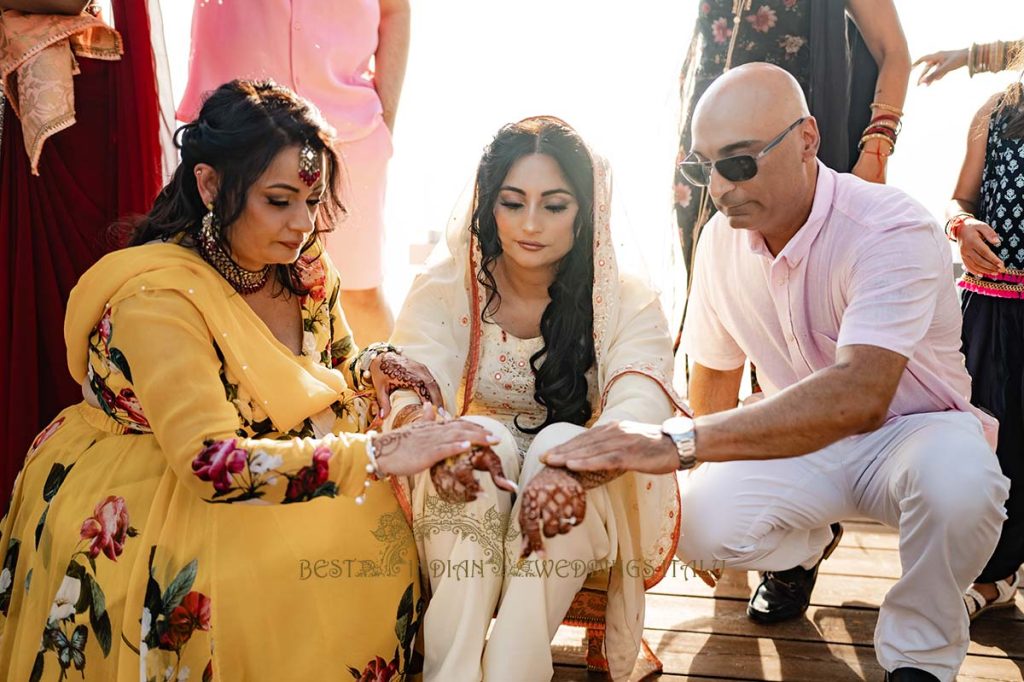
[870,113,902,125]
[863,126,898,140]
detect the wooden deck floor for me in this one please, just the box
[551,522,1024,681]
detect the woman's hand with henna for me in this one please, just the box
[369,352,444,418]
[430,444,517,504]
[518,467,587,559]
[370,411,501,478]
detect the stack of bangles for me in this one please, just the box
[968,40,1023,77]
[354,430,382,506]
[859,102,903,159]
[945,212,974,242]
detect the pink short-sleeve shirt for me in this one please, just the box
[177,0,383,141]
[682,162,998,446]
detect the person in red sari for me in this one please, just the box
[0,0,163,507]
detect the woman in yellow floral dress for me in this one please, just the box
[0,80,500,682]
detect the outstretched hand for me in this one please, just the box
[913,48,968,86]
[371,403,502,478]
[541,421,678,476]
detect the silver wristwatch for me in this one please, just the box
[661,416,698,471]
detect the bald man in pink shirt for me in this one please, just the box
[542,64,1008,682]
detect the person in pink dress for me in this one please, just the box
[178,0,409,346]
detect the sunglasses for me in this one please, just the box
[678,117,807,187]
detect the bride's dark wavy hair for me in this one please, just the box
[129,79,345,295]
[471,116,596,433]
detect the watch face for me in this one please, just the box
[662,416,695,437]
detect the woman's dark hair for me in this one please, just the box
[472,116,596,433]
[994,51,1024,139]
[130,79,345,295]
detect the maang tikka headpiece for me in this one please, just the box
[298,140,321,187]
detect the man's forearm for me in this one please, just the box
[694,364,885,462]
[375,1,410,132]
[688,364,743,417]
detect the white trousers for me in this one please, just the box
[676,411,1009,682]
[413,417,617,682]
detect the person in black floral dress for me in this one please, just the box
[674,0,911,281]
[946,58,1024,621]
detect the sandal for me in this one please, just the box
[964,568,1022,621]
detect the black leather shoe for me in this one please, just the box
[884,667,939,681]
[746,522,843,624]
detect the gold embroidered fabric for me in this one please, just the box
[0,9,122,174]
[465,322,597,455]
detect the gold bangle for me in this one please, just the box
[968,42,977,78]
[867,119,901,133]
[870,102,904,117]
[859,133,896,154]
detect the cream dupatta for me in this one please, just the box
[390,151,688,674]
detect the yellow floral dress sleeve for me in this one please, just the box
[314,252,381,432]
[96,288,375,505]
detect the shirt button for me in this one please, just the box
[294,23,302,30]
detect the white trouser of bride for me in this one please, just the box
[413,416,617,682]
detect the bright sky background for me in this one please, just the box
[157,1,1024,308]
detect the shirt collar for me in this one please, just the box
[745,161,836,267]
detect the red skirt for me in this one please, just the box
[0,2,162,508]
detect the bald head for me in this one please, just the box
[687,62,820,250]
[694,62,809,138]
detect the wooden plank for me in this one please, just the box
[642,594,1024,660]
[552,600,1024,681]
[652,569,1024,623]
[637,629,1024,682]
[553,666,717,681]
[833,522,900,552]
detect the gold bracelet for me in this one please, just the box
[858,133,896,154]
[870,102,904,117]
[867,118,902,134]
[968,42,977,78]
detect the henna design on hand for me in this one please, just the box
[430,445,515,504]
[518,467,587,559]
[373,430,412,460]
[377,355,434,404]
[390,404,424,429]
[568,468,625,490]
[430,453,482,503]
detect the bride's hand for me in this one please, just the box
[368,352,443,418]
[430,444,518,504]
[518,467,587,559]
